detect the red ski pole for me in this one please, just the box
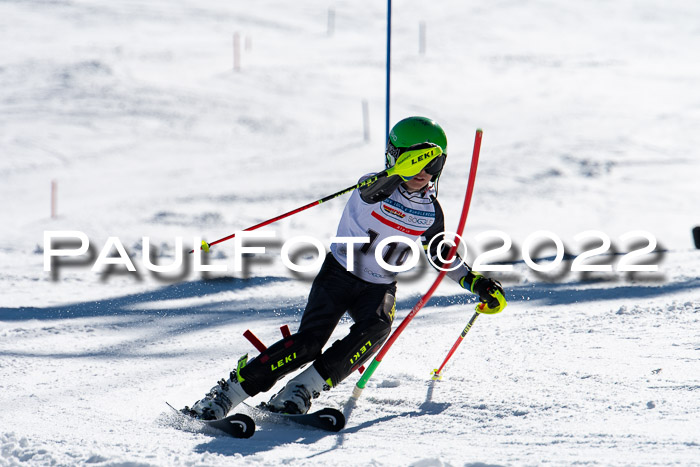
[430,290,506,380]
[431,311,480,380]
[190,178,381,254]
[189,145,442,253]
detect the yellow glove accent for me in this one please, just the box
[476,290,507,315]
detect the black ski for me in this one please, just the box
[249,403,345,432]
[166,402,255,439]
[205,413,256,438]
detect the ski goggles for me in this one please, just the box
[385,141,446,176]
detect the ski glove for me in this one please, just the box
[461,274,507,313]
[359,174,403,204]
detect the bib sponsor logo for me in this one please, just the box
[407,215,432,226]
[383,198,435,218]
[382,204,405,219]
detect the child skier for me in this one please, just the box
[183,116,506,420]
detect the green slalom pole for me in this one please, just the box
[352,129,483,400]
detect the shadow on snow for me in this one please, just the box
[0,275,697,360]
[2,276,697,323]
[0,276,295,322]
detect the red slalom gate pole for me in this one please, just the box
[353,128,483,398]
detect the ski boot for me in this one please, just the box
[183,356,250,420]
[266,365,329,415]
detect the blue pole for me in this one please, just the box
[385,0,391,142]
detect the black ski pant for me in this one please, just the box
[239,253,396,396]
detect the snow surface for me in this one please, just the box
[1,0,700,465]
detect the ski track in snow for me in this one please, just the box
[1,0,700,466]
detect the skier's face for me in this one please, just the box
[403,169,431,192]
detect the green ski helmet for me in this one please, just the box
[385,116,448,182]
